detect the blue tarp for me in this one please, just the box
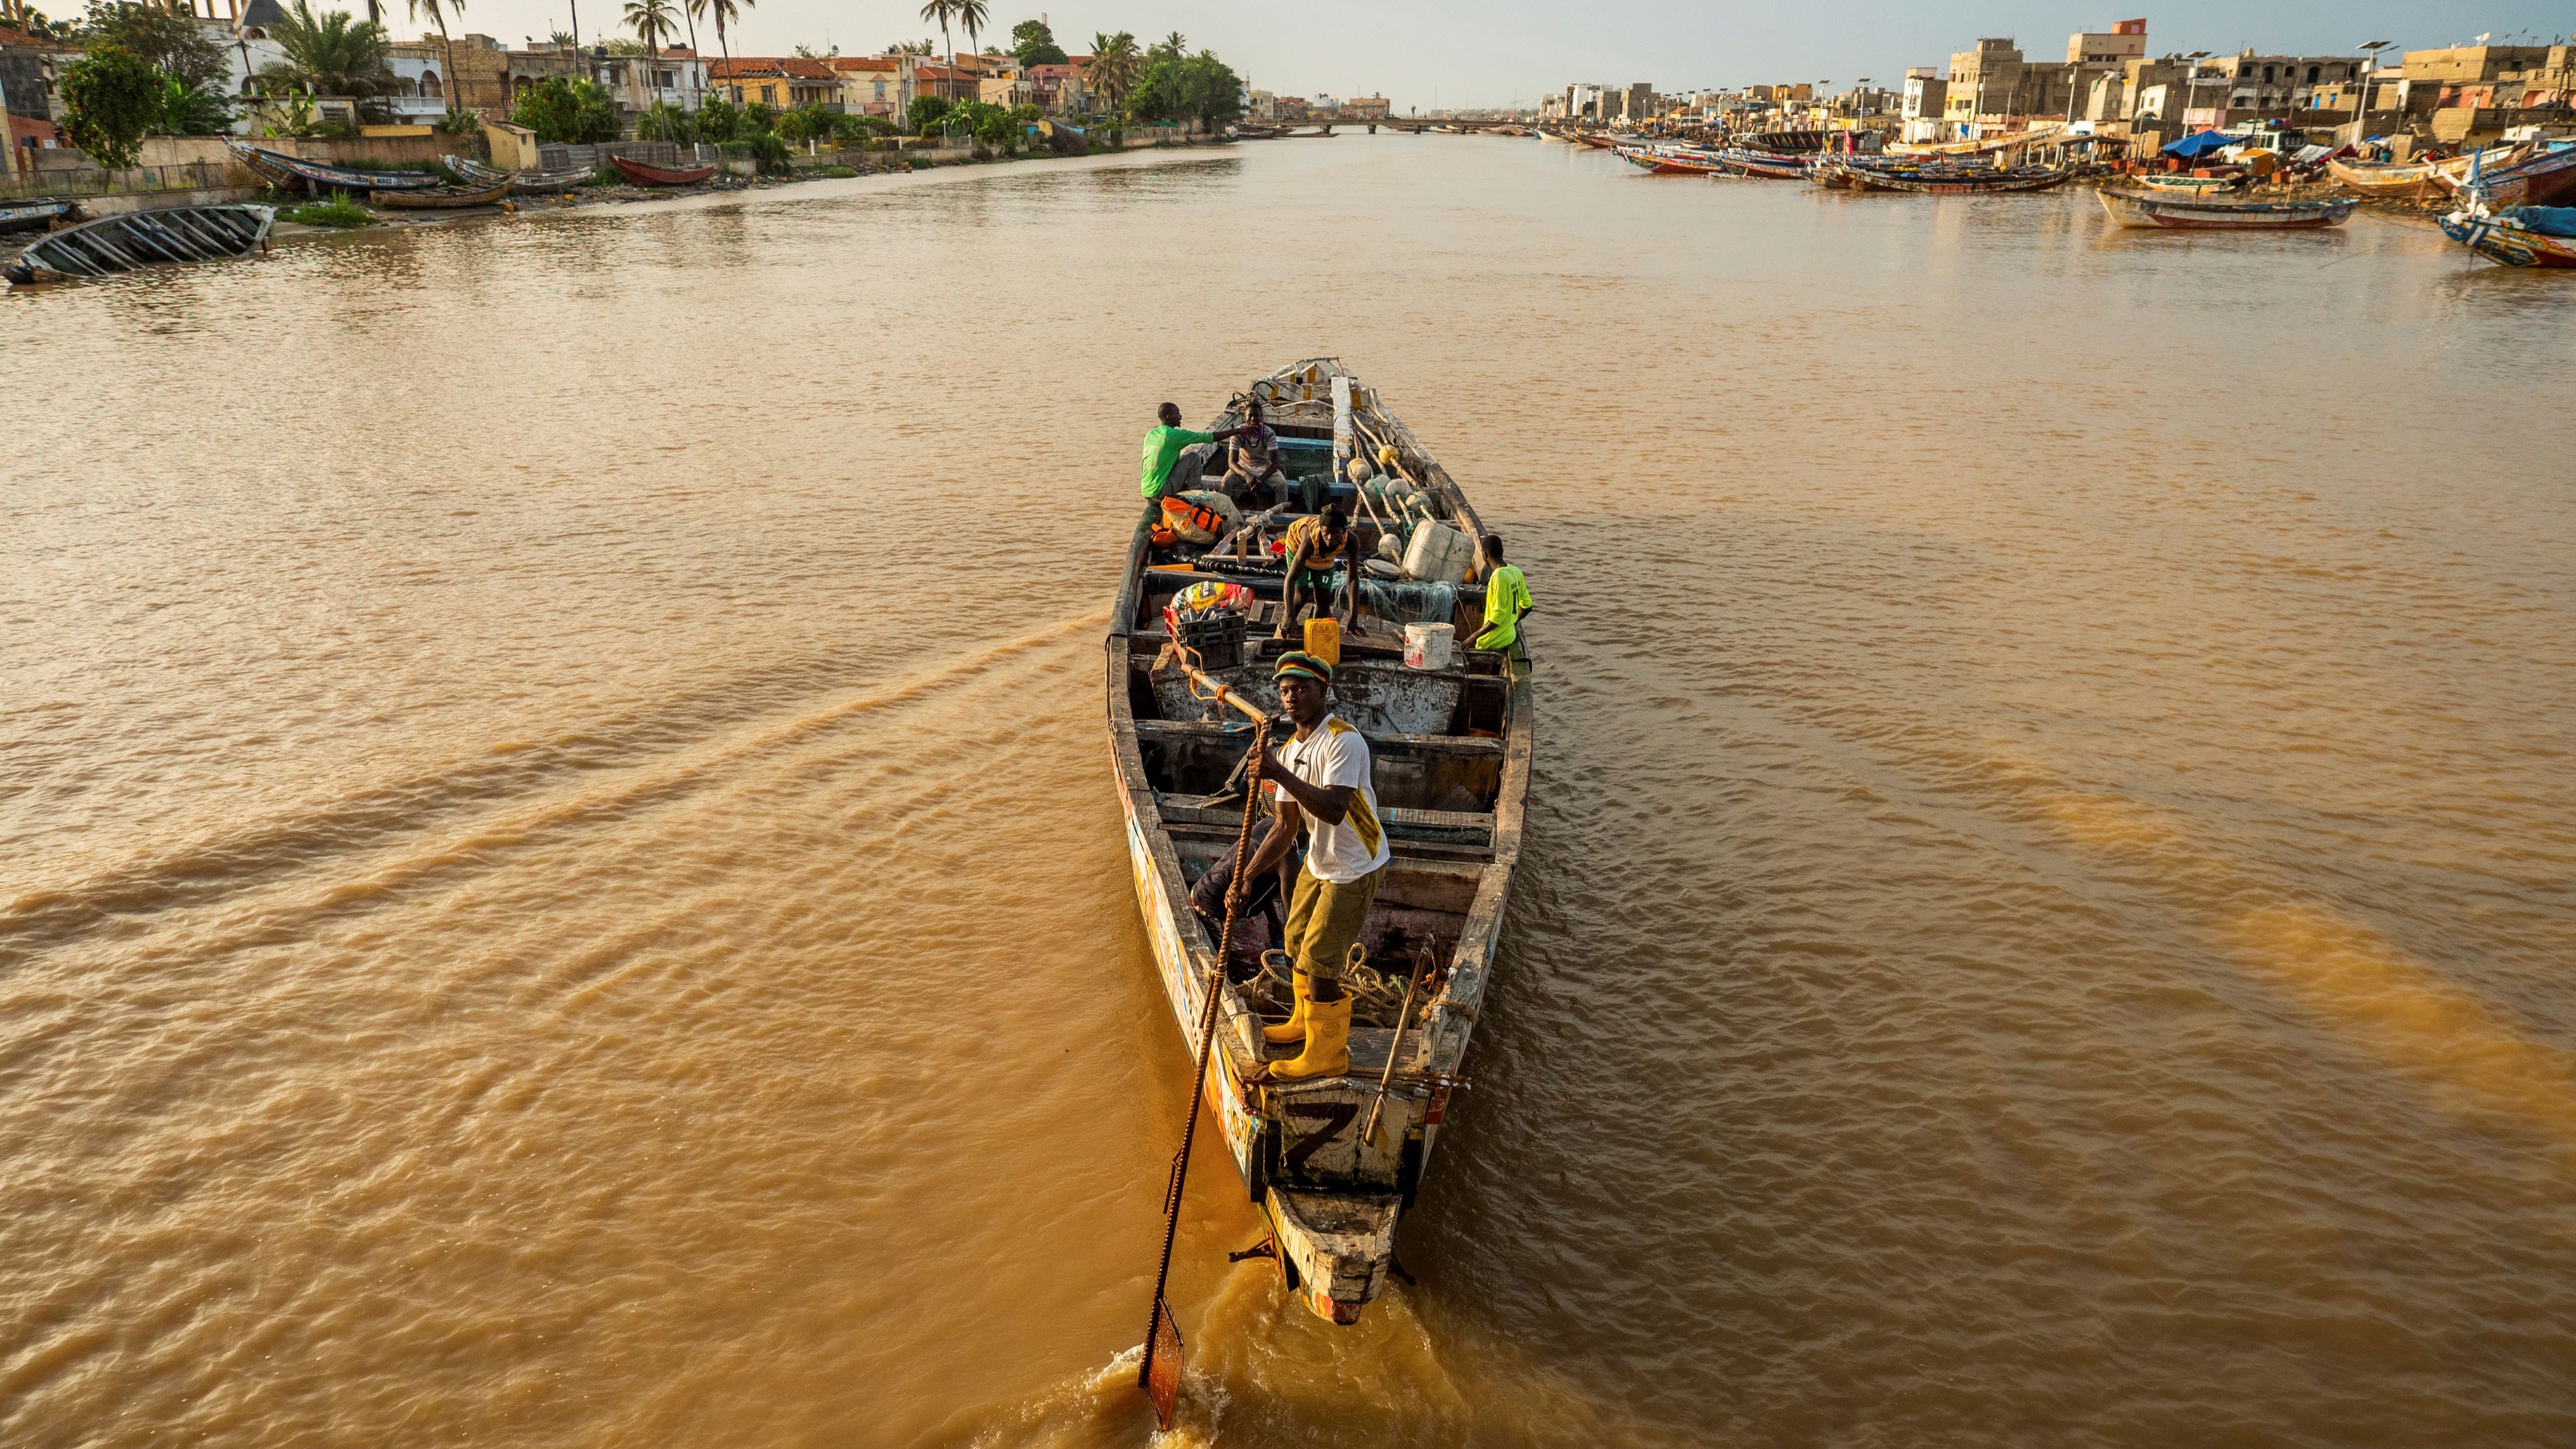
[2162,130,2240,158]
[2501,206,2576,238]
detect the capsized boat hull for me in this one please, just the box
[5,203,273,286]
[1107,358,1531,1326]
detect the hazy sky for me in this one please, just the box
[445,1,2573,109]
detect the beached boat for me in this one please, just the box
[0,199,79,233]
[2097,187,2356,229]
[228,141,442,194]
[1887,122,2068,157]
[1820,160,2076,194]
[2438,143,2576,209]
[452,156,595,191]
[369,177,514,208]
[4,203,272,286]
[2327,157,2451,199]
[1713,148,1817,179]
[1107,358,1530,1326]
[2438,203,2576,268]
[609,155,718,186]
[2133,171,2247,194]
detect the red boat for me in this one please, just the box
[609,155,718,187]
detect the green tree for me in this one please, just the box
[699,0,747,87]
[1146,30,1183,62]
[79,1,228,89]
[953,0,986,66]
[1130,50,1240,133]
[1007,18,1063,66]
[774,99,831,142]
[155,74,235,135]
[887,37,930,55]
[58,43,159,167]
[509,75,618,142]
[904,92,948,135]
[1084,31,1137,110]
[259,2,392,101]
[635,97,695,142]
[622,0,673,55]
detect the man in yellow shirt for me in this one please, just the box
[1472,533,1533,663]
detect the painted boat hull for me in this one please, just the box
[0,199,77,233]
[1106,358,1530,1326]
[1823,162,2076,194]
[2440,211,2576,267]
[369,178,514,208]
[1617,145,1726,175]
[2440,145,2576,209]
[452,157,594,191]
[230,142,442,192]
[2134,172,2246,194]
[609,155,718,186]
[5,203,273,286]
[2328,158,2447,198]
[2098,188,2355,228]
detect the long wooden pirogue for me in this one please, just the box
[4,203,272,286]
[1107,358,1531,1325]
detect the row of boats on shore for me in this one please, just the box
[1584,127,2576,265]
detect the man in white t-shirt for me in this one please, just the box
[1233,649,1391,1080]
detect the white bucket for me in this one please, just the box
[1403,622,1454,671]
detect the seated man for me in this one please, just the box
[1274,506,1364,641]
[1222,399,1290,508]
[1470,531,1535,666]
[1235,650,1392,1081]
[1139,401,1243,538]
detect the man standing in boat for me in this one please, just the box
[1234,650,1391,1082]
[1274,506,1365,641]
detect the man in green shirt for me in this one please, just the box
[1472,533,1533,662]
[1140,402,1245,501]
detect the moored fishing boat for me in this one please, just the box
[2133,171,2246,194]
[452,156,595,191]
[1107,358,1530,1327]
[2327,157,2451,199]
[2438,202,2576,267]
[609,154,719,186]
[369,177,514,208]
[1713,148,1817,179]
[1820,160,2077,194]
[4,203,272,286]
[2437,142,2576,209]
[228,141,442,194]
[1616,144,1726,175]
[2097,187,2355,229]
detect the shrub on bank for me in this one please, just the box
[284,192,374,228]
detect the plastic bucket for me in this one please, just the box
[1403,622,1453,671]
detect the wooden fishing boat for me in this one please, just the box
[1821,160,2076,194]
[0,198,79,233]
[2133,170,2246,194]
[1576,133,1619,150]
[1887,122,2068,157]
[4,203,272,286]
[2438,204,2576,267]
[609,154,718,186]
[452,155,594,191]
[1712,148,1816,179]
[1616,144,1726,175]
[2438,143,2576,209]
[369,177,514,208]
[229,141,442,194]
[1108,358,1530,1326]
[2097,187,2355,229]
[2327,157,2450,199]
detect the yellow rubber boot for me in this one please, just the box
[1266,995,1351,1080]
[1263,971,1312,1044]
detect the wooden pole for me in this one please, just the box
[1362,955,1430,1145]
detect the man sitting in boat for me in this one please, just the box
[1274,507,1364,641]
[1471,533,1535,666]
[1140,402,1245,540]
[1235,650,1392,1081]
[1221,398,1291,508]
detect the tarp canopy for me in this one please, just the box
[2501,206,2576,238]
[2162,130,2240,158]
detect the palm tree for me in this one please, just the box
[954,0,987,72]
[262,0,392,99]
[405,0,462,121]
[677,0,703,106]
[700,0,747,96]
[919,0,955,74]
[623,0,673,57]
[1084,30,1138,109]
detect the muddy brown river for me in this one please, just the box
[4,138,2573,1446]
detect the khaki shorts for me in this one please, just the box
[1282,863,1380,982]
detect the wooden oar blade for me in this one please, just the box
[1141,1296,1185,1428]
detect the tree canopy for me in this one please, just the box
[58,43,160,167]
[260,1,392,98]
[79,1,228,89]
[1007,16,1062,65]
[510,75,619,142]
[1128,49,1240,132]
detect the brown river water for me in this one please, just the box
[5,138,2574,1447]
